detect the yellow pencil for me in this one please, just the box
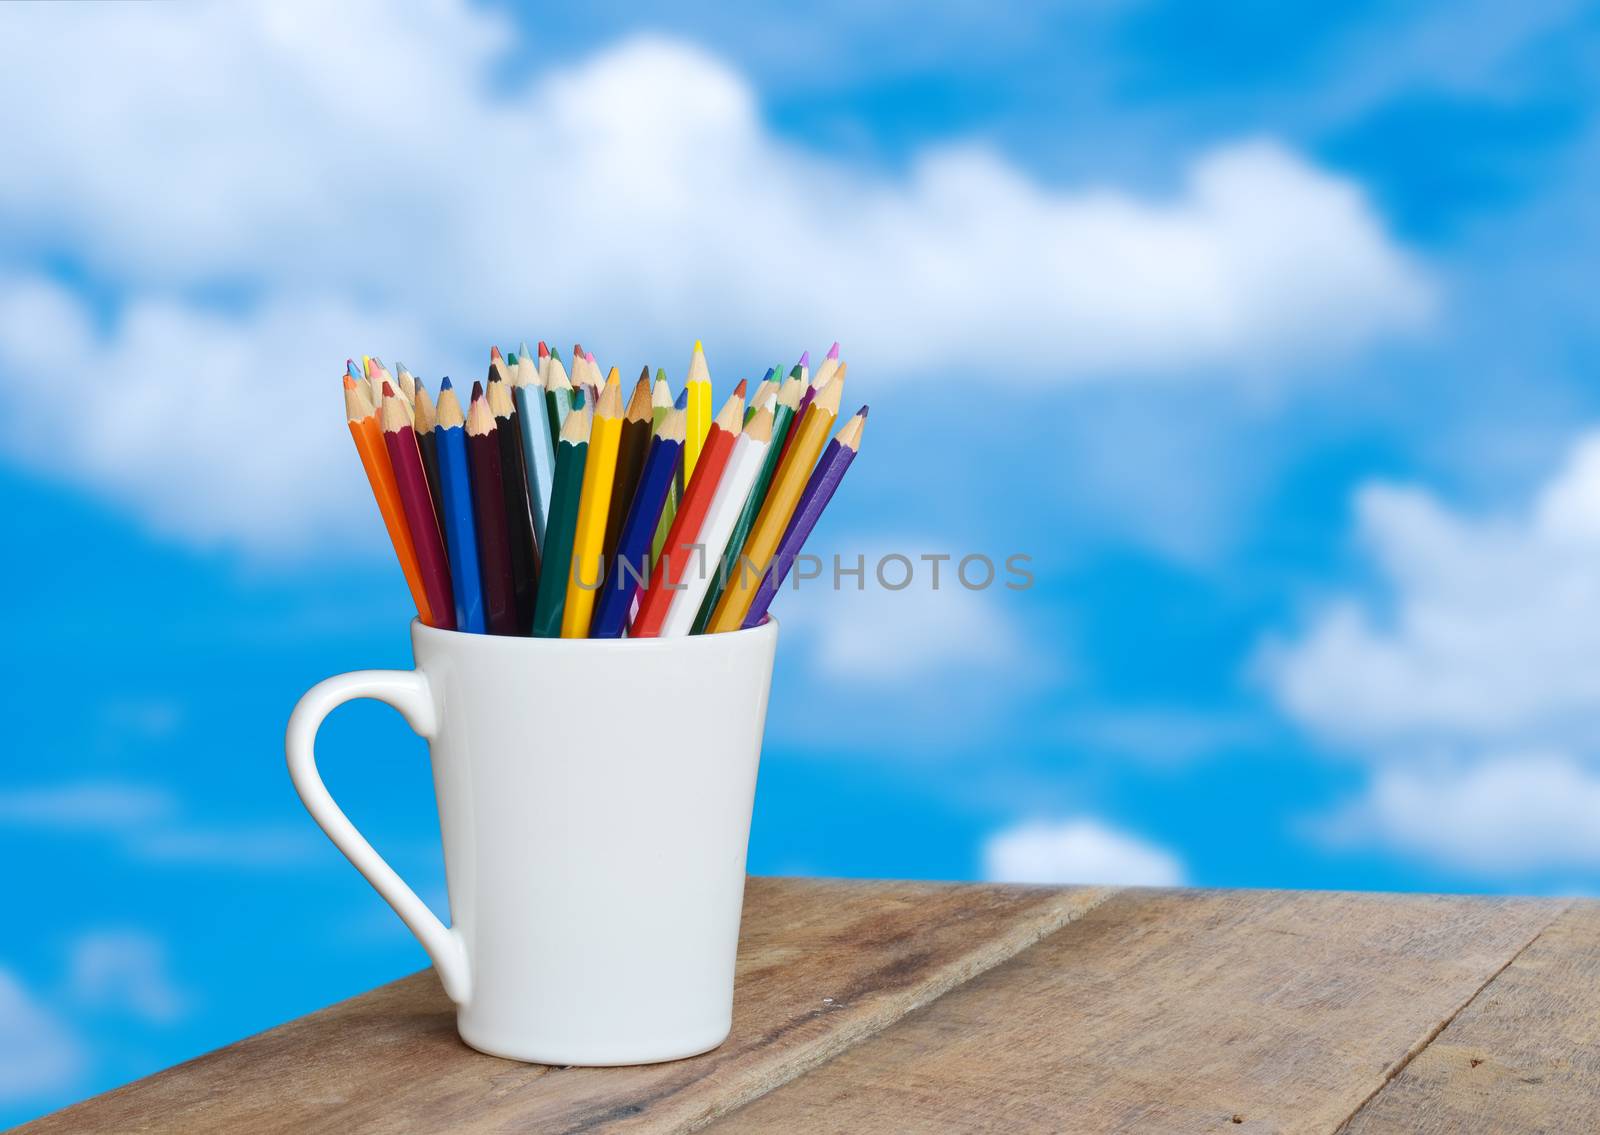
[561,366,625,636]
[706,365,846,633]
[684,339,713,484]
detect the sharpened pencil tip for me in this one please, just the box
[826,342,840,359]
[381,381,396,398]
[674,388,688,410]
[798,351,810,367]
[342,375,357,390]
[733,379,748,397]
[490,345,503,361]
[639,364,651,382]
[537,340,549,357]
[439,375,453,390]
[858,405,869,418]
[519,341,530,358]
[471,379,484,399]
[693,339,703,353]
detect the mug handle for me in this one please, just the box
[285,670,471,1004]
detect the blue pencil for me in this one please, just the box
[433,378,486,633]
[591,411,685,637]
[512,358,556,549]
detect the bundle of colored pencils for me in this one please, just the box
[342,342,866,638]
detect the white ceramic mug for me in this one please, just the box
[285,617,778,1065]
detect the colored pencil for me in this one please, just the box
[777,381,819,473]
[650,370,673,433]
[344,376,436,626]
[691,373,804,634]
[433,379,485,633]
[745,368,776,426]
[487,372,538,631]
[512,350,556,550]
[560,369,624,638]
[489,345,511,388]
[811,341,841,391]
[394,363,417,406]
[530,408,590,637]
[604,369,655,566]
[632,383,746,638]
[544,353,574,449]
[465,387,519,636]
[792,350,810,388]
[683,340,713,484]
[381,386,455,630]
[742,406,867,628]
[591,410,684,638]
[706,367,844,633]
[412,377,444,525]
[661,403,771,637]
[653,386,691,566]
[370,358,406,423]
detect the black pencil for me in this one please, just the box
[487,368,538,632]
[604,368,656,566]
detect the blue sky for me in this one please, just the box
[4,0,1600,1123]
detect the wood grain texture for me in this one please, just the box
[710,889,1567,1135]
[1341,901,1600,1135]
[18,877,1111,1135]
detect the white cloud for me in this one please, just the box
[1261,432,1600,748]
[0,783,175,829]
[0,781,319,868]
[130,826,322,868]
[1261,430,1600,875]
[1318,755,1600,875]
[68,931,187,1025]
[0,0,1429,552]
[983,818,1186,886]
[0,969,83,1103]
[1058,707,1267,763]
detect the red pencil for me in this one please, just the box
[381,385,455,630]
[630,381,747,637]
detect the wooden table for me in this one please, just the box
[22,880,1599,1133]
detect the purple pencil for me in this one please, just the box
[741,406,867,628]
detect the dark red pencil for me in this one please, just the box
[381,385,455,630]
[466,384,519,636]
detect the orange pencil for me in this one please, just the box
[343,376,435,625]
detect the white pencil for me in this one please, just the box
[657,404,775,637]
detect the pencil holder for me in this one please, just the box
[285,617,778,1065]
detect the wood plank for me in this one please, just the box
[710,889,1566,1134]
[20,877,1113,1135]
[1340,901,1600,1134]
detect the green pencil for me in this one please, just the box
[530,407,590,638]
[544,351,574,451]
[650,369,672,434]
[691,374,805,633]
